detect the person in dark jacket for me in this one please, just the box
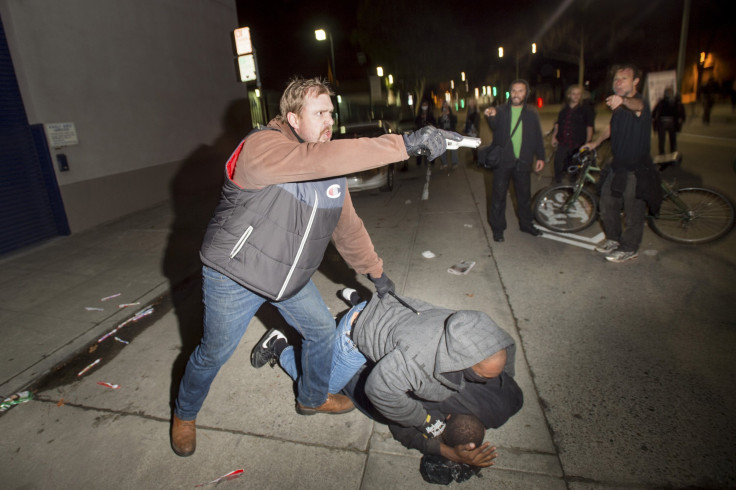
[584,64,659,263]
[483,80,546,242]
[438,100,459,168]
[414,99,437,166]
[170,76,462,458]
[652,87,685,154]
[550,84,595,183]
[464,98,481,164]
[251,291,523,470]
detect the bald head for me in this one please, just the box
[470,349,507,379]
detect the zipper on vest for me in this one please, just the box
[277,190,318,300]
[229,225,254,259]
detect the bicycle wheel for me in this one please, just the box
[533,185,598,233]
[649,187,735,244]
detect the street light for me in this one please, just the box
[498,47,504,58]
[376,66,383,77]
[315,28,336,84]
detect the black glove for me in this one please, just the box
[369,273,395,298]
[417,413,446,439]
[403,126,463,162]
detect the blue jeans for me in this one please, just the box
[174,266,336,420]
[279,301,367,394]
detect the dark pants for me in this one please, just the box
[656,118,677,154]
[599,171,647,252]
[342,366,523,430]
[489,163,534,235]
[554,144,578,183]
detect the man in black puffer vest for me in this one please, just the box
[170,76,461,457]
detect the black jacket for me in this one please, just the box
[485,103,545,169]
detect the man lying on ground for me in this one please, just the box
[251,290,523,470]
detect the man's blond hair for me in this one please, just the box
[278,76,334,121]
[566,84,583,99]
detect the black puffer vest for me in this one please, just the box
[200,133,346,301]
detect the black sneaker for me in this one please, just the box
[521,226,542,237]
[250,328,287,369]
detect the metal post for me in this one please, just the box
[676,0,690,94]
[329,32,337,85]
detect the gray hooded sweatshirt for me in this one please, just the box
[352,294,515,428]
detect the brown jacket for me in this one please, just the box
[231,118,408,278]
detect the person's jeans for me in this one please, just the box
[174,266,336,420]
[599,171,646,252]
[280,301,367,394]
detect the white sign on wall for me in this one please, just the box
[45,122,79,148]
[646,70,677,109]
[234,27,252,55]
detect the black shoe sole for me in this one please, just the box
[296,404,356,416]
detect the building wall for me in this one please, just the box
[0,0,248,232]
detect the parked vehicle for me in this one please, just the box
[334,121,400,192]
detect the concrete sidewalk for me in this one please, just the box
[2,100,734,488]
[0,151,563,487]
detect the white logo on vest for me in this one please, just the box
[326,184,342,199]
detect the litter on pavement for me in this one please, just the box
[447,260,476,275]
[97,306,154,343]
[195,469,245,487]
[100,293,121,301]
[422,251,436,259]
[0,391,33,412]
[96,382,120,390]
[118,302,140,308]
[77,358,101,377]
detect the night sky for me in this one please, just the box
[237,0,734,93]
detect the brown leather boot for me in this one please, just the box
[171,415,196,457]
[296,393,355,415]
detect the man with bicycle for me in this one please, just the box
[584,64,659,263]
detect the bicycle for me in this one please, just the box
[532,148,735,244]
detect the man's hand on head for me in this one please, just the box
[445,442,497,467]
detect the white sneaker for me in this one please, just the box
[605,250,639,263]
[594,239,619,253]
[341,288,362,306]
